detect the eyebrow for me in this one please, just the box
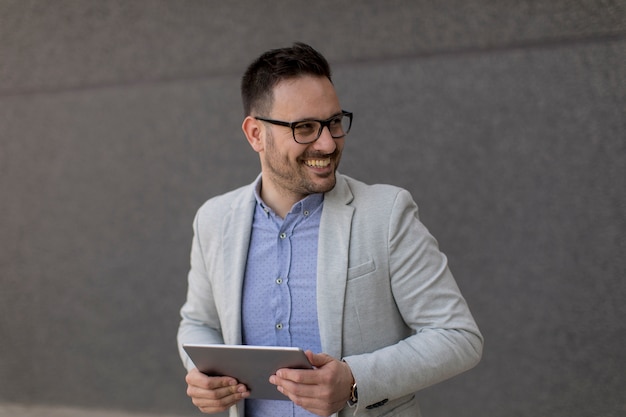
[293,111,344,123]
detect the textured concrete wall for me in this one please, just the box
[1,1,624,416]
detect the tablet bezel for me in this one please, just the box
[182,344,313,400]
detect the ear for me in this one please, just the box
[242,116,264,153]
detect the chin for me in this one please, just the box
[309,176,337,194]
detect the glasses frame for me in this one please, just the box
[255,110,353,144]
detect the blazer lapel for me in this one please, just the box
[220,185,256,345]
[317,175,354,359]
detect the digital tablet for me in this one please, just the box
[182,344,313,400]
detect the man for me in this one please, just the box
[177,42,483,417]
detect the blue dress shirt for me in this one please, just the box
[242,179,323,417]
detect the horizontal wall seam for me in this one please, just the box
[1,32,624,99]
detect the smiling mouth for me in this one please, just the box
[304,158,331,168]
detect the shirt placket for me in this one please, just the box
[273,205,304,346]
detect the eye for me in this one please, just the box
[329,116,343,127]
[294,121,318,135]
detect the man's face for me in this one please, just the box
[259,75,344,201]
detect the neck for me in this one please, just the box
[260,183,305,219]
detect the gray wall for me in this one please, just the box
[1,1,624,416]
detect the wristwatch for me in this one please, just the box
[348,381,358,407]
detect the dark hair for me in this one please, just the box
[241,42,332,116]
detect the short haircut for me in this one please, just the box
[241,42,332,116]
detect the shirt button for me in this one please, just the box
[279,233,287,239]
[304,210,310,216]
[276,323,283,330]
[276,278,283,284]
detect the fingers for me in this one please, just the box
[269,353,353,416]
[306,350,334,367]
[186,368,238,389]
[275,351,340,385]
[275,376,345,417]
[186,368,249,414]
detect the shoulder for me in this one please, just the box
[341,174,403,194]
[335,174,417,212]
[193,181,256,229]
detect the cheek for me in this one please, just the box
[265,141,299,166]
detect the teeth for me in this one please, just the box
[305,159,331,168]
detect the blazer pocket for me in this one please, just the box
[376,395,417,417]
[347,259,376,280]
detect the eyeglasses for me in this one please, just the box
[255,110,353,144]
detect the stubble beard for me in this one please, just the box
[264,132,341,197]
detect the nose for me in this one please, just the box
[311,125,337,152]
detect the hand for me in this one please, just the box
[185,367,249,414]
[269,351,354,417]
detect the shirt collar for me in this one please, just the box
[253,175,324,218]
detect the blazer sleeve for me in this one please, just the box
[342,188,483,412]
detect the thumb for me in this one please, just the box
[305,350,334,368]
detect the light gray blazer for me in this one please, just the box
[178,174,483,417]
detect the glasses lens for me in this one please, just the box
[329,114,351,138]
[293,121,321,143]
[293,114,352,143]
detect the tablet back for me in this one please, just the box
[183,344,313,400]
